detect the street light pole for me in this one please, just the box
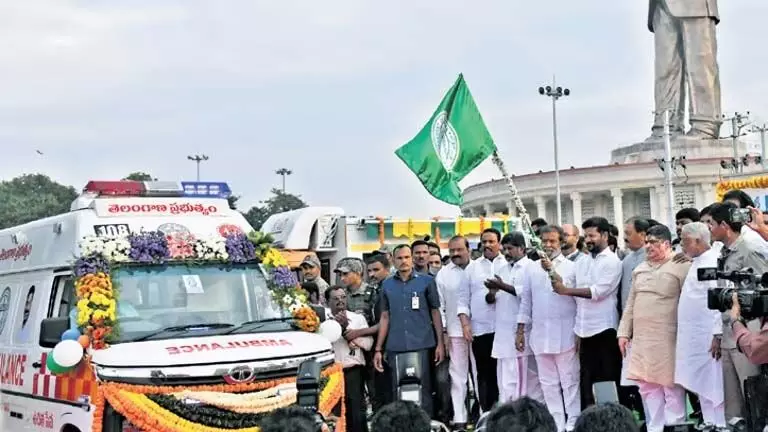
[751,122,768,170]
[186,154,209,181]
[662,110,676,232]
[538,77,570,225]
[721,112,750,173]
[275,168,293,193]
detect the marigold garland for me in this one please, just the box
[149,394,271,428]
[293,305,321,332]
[173,384,299,414]
[74,272,117,349]
[106,386,261,432]
[715,175,768,201]
[91,363,345,432]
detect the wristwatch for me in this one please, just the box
[730,315,747,328]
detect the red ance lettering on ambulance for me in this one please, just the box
[165,339,292,355]
[0,352,27,386]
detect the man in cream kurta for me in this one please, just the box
[676,222,725,427]
[618,225,691,432]
[517,225,580,432]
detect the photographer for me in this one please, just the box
[706,202,763,420]
[727,206,768,365]
[721,189,768,256]
[727,293,768,364]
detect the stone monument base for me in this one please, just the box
[610,134,746,164]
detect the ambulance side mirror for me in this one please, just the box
[39,317,70,348]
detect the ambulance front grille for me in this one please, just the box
[105,366,301,387]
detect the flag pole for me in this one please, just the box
[489,150,562,284]
[490,150,541,250]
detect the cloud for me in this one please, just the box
[1,0,767,220]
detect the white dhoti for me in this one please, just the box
[497,355,544,404]
[449,336,478,424]
[699,395,726,428]
[525,355,545,404]
[674,344,725,427]
[675,251,730,426]
[535,348,581,432]
[636,381,686,432]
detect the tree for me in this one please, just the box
[242,188,307,230]
[123,172,156,181]
[0,174,78,230]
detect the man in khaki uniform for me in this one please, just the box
[618,225,691,432]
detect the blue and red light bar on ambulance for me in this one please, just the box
[82,180,232,199]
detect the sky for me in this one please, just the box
[1,1,767,218]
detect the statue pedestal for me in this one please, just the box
[610,135,746,164]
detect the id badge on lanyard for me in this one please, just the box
[411,292,420,310]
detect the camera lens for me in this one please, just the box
[720,288,734,310]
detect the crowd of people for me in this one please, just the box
[295,188,768,432]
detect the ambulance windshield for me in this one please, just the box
[106,263,288,342]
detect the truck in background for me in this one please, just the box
[261,206,524,282]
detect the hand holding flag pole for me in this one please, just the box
[491,150,558,283]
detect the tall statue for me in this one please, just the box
[647,0,721,140]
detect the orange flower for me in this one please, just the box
[716,175,768,201]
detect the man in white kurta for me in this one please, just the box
[436,236,478,428]
[676,222,725,427]
[458,229,507,412]
[517,225,580,432]
[486,232,543,404]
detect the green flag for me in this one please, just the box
[395,73,497,205]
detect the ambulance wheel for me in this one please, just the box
[61,425,81,432]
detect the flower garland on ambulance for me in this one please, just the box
[91,362,345,432]
[45,230,321,373]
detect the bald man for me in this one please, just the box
[562,224,585,263]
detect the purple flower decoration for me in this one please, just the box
[225,234,256,264]
[272,266,297,288]
[74,255,110,277]
[127,231,170,264]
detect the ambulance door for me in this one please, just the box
[41,272,93,431]
[0,277,21,430]
[2,274,49,431]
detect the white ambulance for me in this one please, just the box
[0,180,336,432]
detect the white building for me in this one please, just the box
[461,136,763,230]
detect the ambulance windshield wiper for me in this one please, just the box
[224,317,294,334]
[131,323,235,342]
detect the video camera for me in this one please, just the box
[391,352,450,432]
[296,359,335,431]
[697,267,768,321]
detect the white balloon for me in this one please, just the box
[52,340,84,368]
[318,320,342,343]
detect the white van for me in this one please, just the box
[0,180,337,432]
